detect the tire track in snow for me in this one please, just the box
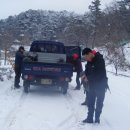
[56,93,77,130]
[2,91,28,130]
[56,89,85,130]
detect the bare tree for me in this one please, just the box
[105,42,128,75]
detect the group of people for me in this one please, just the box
[14,46,108,124]
[72,48,108,124]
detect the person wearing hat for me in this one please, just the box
[14,46,25,88]
[82,48,108,124]
[72,53,83,90]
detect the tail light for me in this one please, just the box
[59,77,65,81]
[24,75,28,80]
[24,75,33,80]
[28,75,33,80]
[65,77,70,82]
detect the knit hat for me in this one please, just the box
[92,50,97,55]
[19,46,25,51]
[72,53,79,60]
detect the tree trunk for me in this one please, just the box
[115,67,118,75]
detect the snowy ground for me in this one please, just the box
[0,44,130,130]
[0,70,130,130]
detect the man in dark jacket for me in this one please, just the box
[81,50,98,106]
[82,48,108,124]
[14,46,25,88]
[72,53,83,90]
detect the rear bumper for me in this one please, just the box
[23,76,71,87]
[30,82,57,87]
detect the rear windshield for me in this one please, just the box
[30,44,65,54]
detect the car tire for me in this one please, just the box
[61,82,68,95]
[23,80,30,93]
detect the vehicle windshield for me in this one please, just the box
[30,43,65,54]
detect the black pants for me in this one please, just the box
[87,87,106,120]
[76,72,80,88]
[14,67,21,87]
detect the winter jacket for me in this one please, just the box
[15,51,24,69]
[72,59,83,73]
[85,52,108,89]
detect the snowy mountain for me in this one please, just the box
[0,10,84,48]
[0,0,130,49]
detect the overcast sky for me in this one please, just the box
[0,0,114,19]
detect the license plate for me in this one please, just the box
[41,79,52,85]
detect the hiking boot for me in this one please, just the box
[95,118,100,124]
[74,87,80,90]
[82,118,93,123]
[15,85,21,89]
[81,101,87,106]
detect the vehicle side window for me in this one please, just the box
[30,45,37,52]
[52,45,58,53]
[30,43,65,54]
[37,45,41,52]
[40,46,45,52]
[60,46,65,54]
[45,45,52,53]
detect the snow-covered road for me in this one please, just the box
[0,73,130,130]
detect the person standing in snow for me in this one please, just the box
[81,50,97,106]
[72,53,83,90]
[14,46,25,89]
[82,48,108,124]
